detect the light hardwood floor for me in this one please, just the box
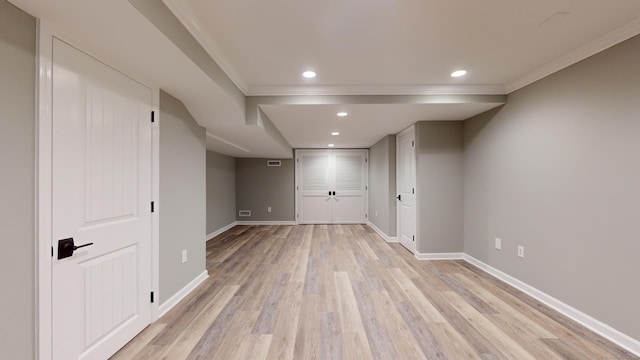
[112,225,638,359]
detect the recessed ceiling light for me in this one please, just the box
[331,132,340,136]
[302,71,316,78]
[451,70,467,78]
[328,144,335,147]
[337,112,348,117]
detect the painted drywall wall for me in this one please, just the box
[463,35,640,340]
[416,121,464,254]
[0,2,36,358]
[159,90,207,303]
[369,135,397,237]
[236,158,295,221]
[206,151,236,235]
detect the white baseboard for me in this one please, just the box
[206,221,237,241]
[366,221,398,243]
[235,221,296,225]
[158,270,208,318]
[414,252,464,260]
[462,254,640,357]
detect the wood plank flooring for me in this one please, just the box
[112,225,638,359]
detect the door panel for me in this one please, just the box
[298,151,332,223]
[397,129,416,253]
[333,151,367,223]
[52,38,152,360]
[332,195,364,223]
[301,195,332,224]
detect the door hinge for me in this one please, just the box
[51,246,54,257]
[411,140,415,148]
[296,214,299,218]
[365,158,368,163]
[151,111,155,123]
[151,201,155,213]
[412,188,415,194]
[412,235,415,242]
[150,291,155,303]
[296,158,299,162]
[365,213,368,218]
[296,186,299,191]
[365,186,368,190]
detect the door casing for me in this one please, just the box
[295,149,369,225]
[36,22,161,360]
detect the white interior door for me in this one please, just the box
[397,128,416,253]
[52,38,152,360]
[333,151,367,224]
[296,149,368,224]
[297,151,332,223]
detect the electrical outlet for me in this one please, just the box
[267,206,272,213]
[375,210,378,217]
[495,238,501,250]
[182,249,188,263]
[517,245,525,258]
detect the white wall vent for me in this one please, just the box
[238,210,251,217]
[267,160,282,167]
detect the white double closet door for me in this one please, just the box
[296,149,368,224]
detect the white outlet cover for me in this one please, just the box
[495,238,501,250]
[182,249,188,263]
[517,245,525,258]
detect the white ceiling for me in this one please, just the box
[10,0,640,158]
[166,0,640,94]
[262,103,502,148]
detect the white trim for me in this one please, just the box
[506,16,640,93]
[246,84,506,96]
[150,88,160,322]
[206,221,237,241]
[158,270,209,318]
[36,27,161,358]
[36,20,53,360]
[367,222,398,243]
[235,221,296,226]
[414,252,464,260]
[462,254,640,357]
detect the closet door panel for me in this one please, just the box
[298,151,332,223]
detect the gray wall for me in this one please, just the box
[159,90,207,303]
[236,158,295,221]
[463,35,640,340]
[206,151,236,234]
[0,2,36,359]
[369,135,397,237]
[416,121,464,254]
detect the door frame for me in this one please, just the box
[294,149,369,225]
[36,22,160,360]
[396,125,417,253]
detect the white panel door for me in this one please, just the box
[296,149,368,224]
[333,151,367,224]
[397,128,416,253]
[298,151,332,223]
[52,38,152,360]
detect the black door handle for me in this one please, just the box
[332,191,336,196]
[58,238,94,259]
[397,195,401,201]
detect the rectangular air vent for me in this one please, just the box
[238,210,251,217]
[267,160,281,167]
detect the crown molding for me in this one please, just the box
[246,84,506,96]
[162,0,249,94]
[506,15,640,93]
